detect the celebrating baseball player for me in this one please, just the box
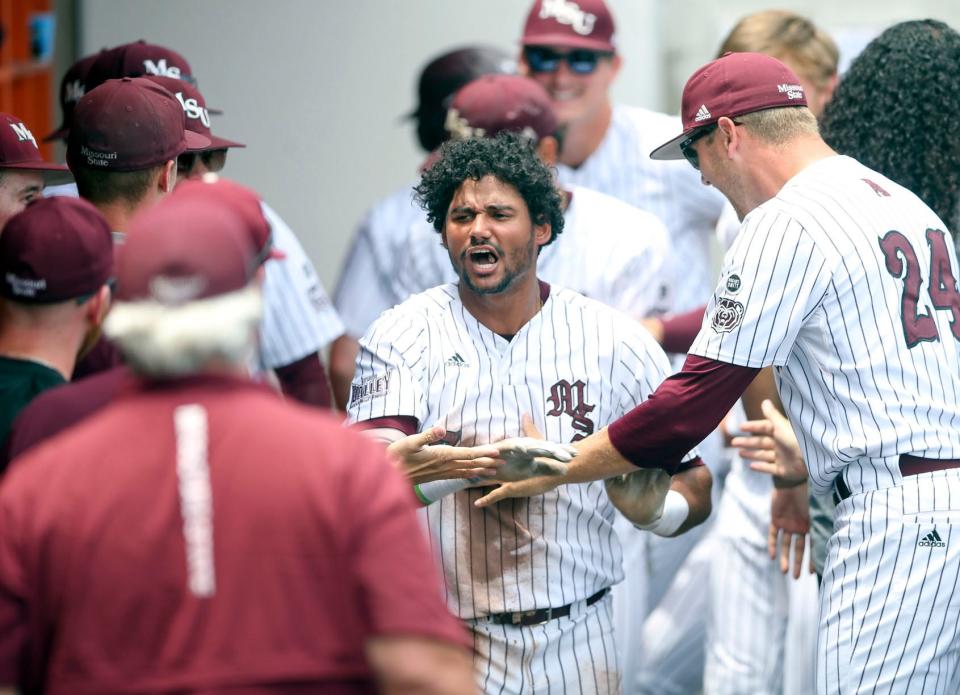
[347,131,711,694]
[480,51,960,695]
[393,73,672,318]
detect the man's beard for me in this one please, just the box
[453,235,536,296]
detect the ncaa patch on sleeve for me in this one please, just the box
[711,297,745,333]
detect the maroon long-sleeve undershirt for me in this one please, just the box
[608,355,759,474]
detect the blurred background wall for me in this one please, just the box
[37,0,960,292]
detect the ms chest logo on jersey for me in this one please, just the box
[546,379,595,441]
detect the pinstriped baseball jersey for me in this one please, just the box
[392,184,673,317]
[554,105,726,312]
[334,184,422,338]
[257,202,344,369]
[690,155,960,495]
[347,283,695,619]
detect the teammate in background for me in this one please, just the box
[480,51,960,695]
[348,132,712,694]
[518,0,725,314]
[0,191,475,695]
[1,177,282,470]
[330,45,513,408]
[147,74,342,408]
[0,198,112,465]
[0,113,73,226]
[394,73,672,317]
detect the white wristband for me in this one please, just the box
[414,478,473,505]
[635,490,689,537]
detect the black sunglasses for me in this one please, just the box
[177,148,228,175]
[678,125,717,171]
[524,46,613,75]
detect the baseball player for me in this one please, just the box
[147,73,343,406]
[480,51,960,695]
[689,13,838,695]
[393,73,672,319]
[348,132,712,694]
[0,191,475,694]
[331,45,514,407]
[0,113,73,227]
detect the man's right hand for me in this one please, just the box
[604,468,671,526]
[732,399,808,486]
[387,427,502,485]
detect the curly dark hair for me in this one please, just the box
[820,20,960,237]
[413,131,565,245]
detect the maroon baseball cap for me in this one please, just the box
[85,40,194,92]
[118,194,258,304]
[67,77,210,172]
[0,113,72,185]
[0,197,113,304]
[172,174,282,264]
[44,51,104,142]
[446,75,557,142]
[521,0,616,52]
[650,52,808,161]
[143,76,244,150]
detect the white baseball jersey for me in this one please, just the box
[392,184,673,318]
[690,155,960,496]
[43,183,343,370]
[258,202,344,369]
[554,105,727,312]
[347,283,696,620]
[334,183,422,338]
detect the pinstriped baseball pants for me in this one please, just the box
[468,592,620,694]
[819,470,960,694]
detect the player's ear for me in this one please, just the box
[717,117,740,159]
[159,159,176,195]
[534,221,551,247]
[537,137,559,166]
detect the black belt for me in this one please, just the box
[832,455,960,504]
[484,588,609,627]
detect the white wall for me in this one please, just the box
[78,0,662,294]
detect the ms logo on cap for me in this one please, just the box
[9,122,38,148]
[540,0,597,36]
[143,58,182,78]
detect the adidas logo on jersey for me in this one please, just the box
[446,353,469,367]
[693,104,711,122]
[919,529,946,548]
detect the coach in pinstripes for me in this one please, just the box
[348,132,713,694]
[481,51,960,694]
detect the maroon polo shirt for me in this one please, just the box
[0,375,468,694]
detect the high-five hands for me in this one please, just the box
[387,426,502,485]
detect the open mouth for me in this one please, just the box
[466,246,500,275]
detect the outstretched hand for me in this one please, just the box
[731,399,807,486]
[387,426,502,485]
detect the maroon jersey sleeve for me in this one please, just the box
[274,353,333,409]
[659,305,707,354]
[607,355,759,473]
[339,435,468,648]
